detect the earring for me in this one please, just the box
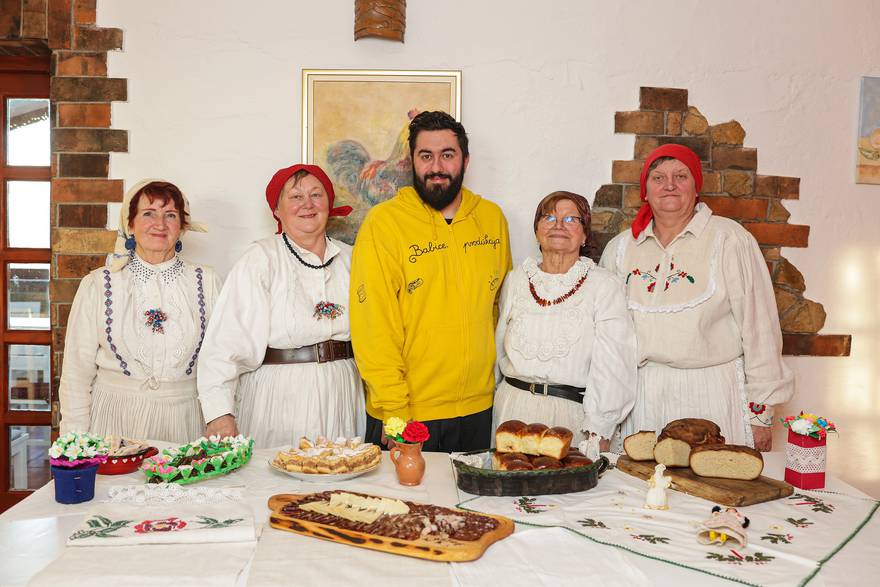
[175,240,183,253]
[124,235,136,251]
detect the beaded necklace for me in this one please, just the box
[282,233,333,269]
[528,270,588,307]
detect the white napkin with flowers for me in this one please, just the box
[66,502,255,546]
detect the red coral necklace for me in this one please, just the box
[528,270,588,307]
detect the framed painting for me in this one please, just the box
[302,69,461,243]
[857,76,880,184]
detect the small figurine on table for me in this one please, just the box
[579,432,602,461]
[697,506,750,548]
[644,463,672,510]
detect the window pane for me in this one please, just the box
[8,344,51,412]
[9,425,51,490]
[7,181,50,248]
[8,263,50,330]
[6,98,50,166]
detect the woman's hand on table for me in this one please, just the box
[751,425,772,452]
[206,414,239,438]
[599,438,611,452]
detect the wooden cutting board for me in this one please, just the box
[268,492,514,562]
[616,456,793,506]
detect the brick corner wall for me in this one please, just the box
[591,86,851,357]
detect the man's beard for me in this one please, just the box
[412,165,465,211]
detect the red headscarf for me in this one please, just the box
[630,144,703,238]
[265,164,353,234]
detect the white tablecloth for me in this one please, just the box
[1,449,878,587]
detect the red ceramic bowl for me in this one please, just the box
[98,446,158,475]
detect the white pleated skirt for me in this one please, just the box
[235,358,366,449]
[492,380,588,447]
[90,370,204,444]
[614,357,753,452]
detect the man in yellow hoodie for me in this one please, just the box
[350,111,512,452]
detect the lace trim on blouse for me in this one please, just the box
[616,232,724,314]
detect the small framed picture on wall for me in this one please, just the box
[857,76,880,184]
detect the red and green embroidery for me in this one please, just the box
[626,262,695,293]
[706,550,775,565]
[578,518,609,529]
[786,517,813,528]
[789,493,835,514]
[631,533,670,544]
[514,496,554,514]
[761,532,794,544]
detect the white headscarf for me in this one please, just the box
[108,178,208,272]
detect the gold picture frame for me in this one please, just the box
[301,69,461,243]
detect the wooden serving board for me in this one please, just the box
[617,456,793,506]
[267,493,514,562]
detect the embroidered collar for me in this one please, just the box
[126,254,185,284]
[636,202,713,245]
[524,256,593,289]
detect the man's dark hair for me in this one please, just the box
[408,111,469,158]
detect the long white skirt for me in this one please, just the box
[235,358,366,448]
[492,379,588,447]
[90,370,204,444]
[614,357,753,452]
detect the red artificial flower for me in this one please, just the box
[750,403,766,415]
[401,421,430,443]
[134,517,187,534]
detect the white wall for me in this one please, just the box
[100,0,880,496]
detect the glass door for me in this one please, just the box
[0,56,52,511]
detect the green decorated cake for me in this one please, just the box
[142,435,254,484]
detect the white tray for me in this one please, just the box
[268,459,380,482]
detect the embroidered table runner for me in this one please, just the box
[458,465,879,587]
[65,502,255,546]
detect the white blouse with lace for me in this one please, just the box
[599,203,794,426]
[59,255,221,442]
[493,257,638,440]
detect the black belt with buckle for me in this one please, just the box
[263,341,353,365]
[504,376,585,404]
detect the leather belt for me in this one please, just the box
[263,341,353,365]
[504,377,585,404]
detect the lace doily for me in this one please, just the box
[106,483,245,504]
[786,444,827,474]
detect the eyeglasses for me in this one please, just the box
[540,214,583,227]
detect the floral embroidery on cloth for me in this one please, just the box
[627,261,695,293]
[313,301,344,320]
[134,517,187,533]
[144,308,168,333]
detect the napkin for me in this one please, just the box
[450,526,651,587]
[66,502,256,546]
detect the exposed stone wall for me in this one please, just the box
[591,87,850,357]
[0,0,128,387]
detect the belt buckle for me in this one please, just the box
[317,343,332,364]
[528,382,548,396]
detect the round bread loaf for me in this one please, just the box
[561,455,593,468]
[503,459,534,471]
[532,456,563,469]
[495,420,528,453]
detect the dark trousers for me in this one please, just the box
[365,407,493,453]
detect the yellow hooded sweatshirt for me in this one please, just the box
[350,186,512,423]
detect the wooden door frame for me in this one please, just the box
[0,55,52,511]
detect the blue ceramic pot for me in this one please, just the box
[51,463,99,504]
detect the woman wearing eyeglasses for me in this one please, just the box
[492,191,637,450]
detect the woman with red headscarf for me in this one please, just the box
[197,164,365,446]
[600,145,793,451]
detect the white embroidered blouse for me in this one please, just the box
[599,203,794,411]
[495,257,638,438]
[196,235,354,423]
[58,255,222,433]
